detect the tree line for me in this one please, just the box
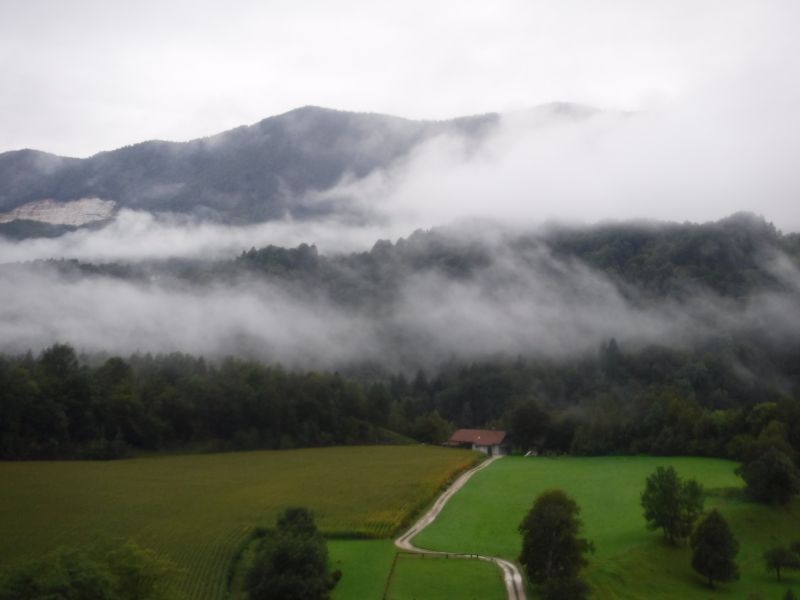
[0,345,401,459]
[3,335,800,464]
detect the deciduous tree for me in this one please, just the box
[641,466,704,545]
[737,448,800,505]
[518,489,593,584]
[246,507,337,600]
[764,545,800,582]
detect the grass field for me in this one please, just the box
[329,543,507,600]
[385,553,506,600]
[0,446,478,600]
[329,540,398,600]
[413,455,800,599]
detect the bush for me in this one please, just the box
[0,541,179,600]
[245,507,337,600]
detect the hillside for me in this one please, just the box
[231,212,794,300]
[38,212,797,304]
[0,106,499,224]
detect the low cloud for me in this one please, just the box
[318,76,800,233]
[2,235,798,371]
[0,210,396,263]
[1,34,799,368]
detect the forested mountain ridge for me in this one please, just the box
[35,212,798,302]
[0,106,499,223]
[540,212,792,298]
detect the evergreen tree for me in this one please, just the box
[690,510,739,588]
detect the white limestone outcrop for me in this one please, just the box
[0,198,116,226]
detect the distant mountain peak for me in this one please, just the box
[0,106,504,227]
[0,103,594,232]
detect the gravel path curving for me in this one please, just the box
[394,456,527,600]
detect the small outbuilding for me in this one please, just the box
[447,429,509,456]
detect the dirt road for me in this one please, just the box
[394,456,527,600]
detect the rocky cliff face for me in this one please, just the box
[0,198,116,226]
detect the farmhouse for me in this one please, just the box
[447,429,509,456]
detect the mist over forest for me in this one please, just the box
[4,212,800,461]
[2,213,799,372]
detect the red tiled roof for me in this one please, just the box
[449,428,507,446]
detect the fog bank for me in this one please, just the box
[2,239,798,370]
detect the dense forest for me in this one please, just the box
[2,336,799,462]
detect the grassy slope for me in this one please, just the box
[0,446,478,600]
[413,455,800,599]
[386,553,506,600]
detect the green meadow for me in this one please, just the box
[384,553,505,600]
[414,455,800,599]
[284,538,505,600]
[0,446,478,600]
[329,540,398,600]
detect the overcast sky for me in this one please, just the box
[2,0,798,158]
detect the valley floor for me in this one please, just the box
[414,455,800,599]
[4,451,798,599]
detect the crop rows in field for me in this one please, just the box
[0,445,478,600]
